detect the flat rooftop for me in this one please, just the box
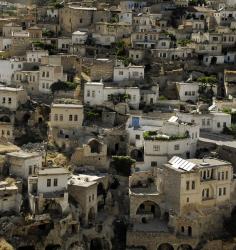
[68,173,106,187]
[0,86,25,92]
[52,103,83,109]
[7,151,41,159]
[38,167,70,176]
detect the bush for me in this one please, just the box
[50,80,76,94]
[112,156,135,177]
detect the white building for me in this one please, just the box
[72,30,88,45]
[113,61,144,82]
[28,167,70,215]
[0,86,28,111]
[0,37,12,51]
[84,81,140,109]
[7,151,43,180]
[2,23,22,38]
[57,37,71,51]
[176,82,199,103]
[26,50,49,63]
[92,33,115,46]
[0,59,24,84]
[39,65,67,94]
[176,110,231,133]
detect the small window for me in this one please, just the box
[226,171,228,180]
[219,188,222,196]
[74,115,78,121]
[92,90,95,97]
[89,196,91,202]
[174,144,180,150]
[87,90,90,97]
[2,97,5,104]
[186,181,190,190]
[69,115,73,121]
[60,114,63,121]
[153,145,160,151]
[192,181,195,190]
[54,114,58,121]
[8,98,11,104]
[119,71,124,75]
[217,122,221,128]
[46,72,49,78]
[151,161,157,167]
[54,178,58,186]
[135,134,140,140]
[47,179,51,187]
[223,187,226,195]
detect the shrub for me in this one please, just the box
[112,156,135,176]
[50,80,76,94]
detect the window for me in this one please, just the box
[174,144,180,150]
[54,114,58,121]
[223,187,226,195]
[42,71,45,77]
[185,91,188,96]
[42,83,45,88]
[218,172,221,180]
[80,18,83,23]
[119,71,124,75]
[217,122,221,128]
[222,172,224,180]
[7,130,10,136]
[192,181,195,190]
[92,90,95,97]
[92,194,94,200]
[47,179,51,187]
[151,161,157,167]
[223,122,226,128]
[69,115,73,121]
[29,166,32,175]
[202,119,205,126]
[54,178,58,186]
[87,90,90,97]
[219,188,222,196]
[74,115,78,121]
[186,197,189,203]
[207,119,210,126]
[153,145,160,151]
[8,98,11,104]
[2,97,5,104]
[186,181,190,190]
[89,196,91,202]
[135,134,140,140]
[60,114,63,121]
[226,171,228,180]
[46,72,49,78]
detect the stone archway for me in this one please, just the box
[136,201,161,223]
[43,200,62,218]
[0,115,11,123]
[157,243,174,250]
[177,244,193,250]
[45,244,61,250]
[130,149,144,162]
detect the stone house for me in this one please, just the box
[0,179,22,213]
[72,30,88,45]
[0,123,14,142]
[0,86,28,111]
[57,37,71,52]
[119,1,146,12]
[12,70,40,96]
[6,151,43,180]
[128,49,145,63]
[26,50,49,63]
[59,5,97,34]
[39,64,67,94]
[131,31,159,49]
[176,110,231,133]
[224,69,236,96]
[28,167,70,216]
[128,156,236,250]
[0,37,12,51]
[94,22,132,39]
[71,138,108,170]
[113,61,144,82]
[2,23,22,38]
[84,81,141,109]
[151,47,193,60]
[68,173,108,226]
[49,103,84,147]
[27,26,43,39]
[118,11,133,25]
[0,59,24,84]
[176,82,199,103]
[79,58,114,82]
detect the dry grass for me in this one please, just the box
[0,238,14,250]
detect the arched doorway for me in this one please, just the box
[88,207,96,223]
[0,115,11,123]
[158,243,174,250]
[45,244,61,250]
[43,201,62,218]
[177,244,193,250]
[130,149,144,162]
[188,226,192,236]
[136,201,161,222]
[23,113,31,124]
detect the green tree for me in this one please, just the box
[50,80,76,94]
[112,156,135,176]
